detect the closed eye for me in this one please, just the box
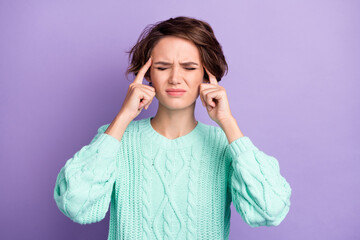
[156,67,196,71]
[156,67,167,71]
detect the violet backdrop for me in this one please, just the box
[0,0,359,239]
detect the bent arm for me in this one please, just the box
[226,136,292,227]
[53,124,121,224]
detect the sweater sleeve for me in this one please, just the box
[226,136,292,227]
[53,124,121,224]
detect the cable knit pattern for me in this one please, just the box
[141,147,152,239]
[53,116,292,239]
[225,133,292,228]
[185,149,198,240]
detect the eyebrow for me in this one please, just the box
[154,61,199,66]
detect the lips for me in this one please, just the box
[166,88,186,96]
[166,88,186,92]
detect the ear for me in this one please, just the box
[203,76,209,83]
[202,67,210,82]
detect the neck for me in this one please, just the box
[150,103,198,140]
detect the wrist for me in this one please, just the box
[218,116,245,144]
[218,115,236,129]
[117,110,134,124]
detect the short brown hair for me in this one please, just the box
[125,16,228,83]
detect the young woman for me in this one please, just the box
[54,16,292,240]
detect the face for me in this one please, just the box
[147,36,206,110]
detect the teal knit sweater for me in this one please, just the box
[54,116,292,239]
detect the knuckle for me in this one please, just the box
[133,87,141,93]
[130,83,138,89]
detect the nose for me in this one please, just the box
[168,66,182,85]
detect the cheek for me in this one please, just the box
[195,70,205,81]
[151,69,167,81]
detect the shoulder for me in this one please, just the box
[97,123,110,133]
[96,120,137,134]
[198,121,228,146]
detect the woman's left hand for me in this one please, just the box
[199,66,233,125]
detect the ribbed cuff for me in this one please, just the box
[228,136,258,156]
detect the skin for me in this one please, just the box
[123,35,244,143]
[145,36,206,140]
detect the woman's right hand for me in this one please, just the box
[119,56,156,121]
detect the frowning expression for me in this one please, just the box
[148,36,206,110]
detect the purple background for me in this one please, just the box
[1,1,359,239]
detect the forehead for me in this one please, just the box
[151,36,201,61]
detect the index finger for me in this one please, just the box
[133,56,152,84]
[203,65,218,85]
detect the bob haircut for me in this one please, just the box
[125,16,228,83]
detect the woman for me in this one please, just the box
[54,16,292,240]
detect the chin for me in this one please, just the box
[164,101,196,110]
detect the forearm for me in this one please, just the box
[227,138,292,227]
[218,116,245,144]
[105,111,132,142]
[54,125,121,224]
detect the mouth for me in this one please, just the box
[166,91,186,96]
[166,88,186,96]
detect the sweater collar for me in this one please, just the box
[139,116,204,149]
